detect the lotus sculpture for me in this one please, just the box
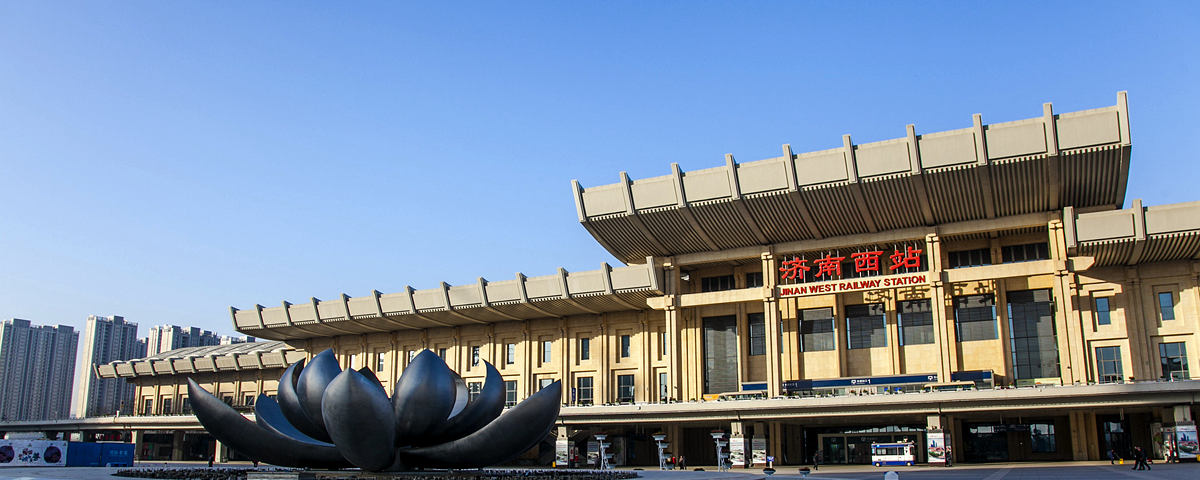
[187,349,561,470]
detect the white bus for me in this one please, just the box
[870,442,915,467]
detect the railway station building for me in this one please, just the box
[64,91,1200,466]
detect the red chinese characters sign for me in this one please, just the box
[776,245,927,297]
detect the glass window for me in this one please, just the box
[745,272,764,288]
[1001,242,1050,263]
[899,299,934,345]
[223,396,233,406]
[438,348,447,359]
[620,335,631,358]
[542,340,552,364]
[244,395,255,406]
[659,371,669,402]
[580,337,591,361]
[503,380,517,407]
[1160,342,1190,380]
[468,382,482,402]
[1095,297,1111,326]
[617,375,635,403]
[1158,292,1176,321]
[576,377,593,405]
[659,331,667,359]
[161,398,172,415]
[377,352,386,372]
[947,248,991,269]
[846,303,886,349]
[539,378,553,391]
[701,275,736,292]
[955,294,997,341]
[800,307,835,352]
[143,398,153,415]
[1030,423,1056,453]
[471,346,480,366]
[407,350,417,361]
[1007,289,1060,380]
[1096,346,1123,384]
[181,397,191,415]
[748,313,766,355]
[506,343,516,365]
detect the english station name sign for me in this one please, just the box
[777,245,931,298]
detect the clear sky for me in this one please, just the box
[1,2,1198,338]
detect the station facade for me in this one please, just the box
[86,92,1200,466]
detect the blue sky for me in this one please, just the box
[1,2,1198,337]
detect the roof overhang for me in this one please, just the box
[575,93,1132,263]
[231,261,664,342]
[96,341,303,379]
[1066,200,1200,267]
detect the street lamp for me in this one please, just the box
[594,434,611,470]
[711,430,729,472]
[652,433,669,470]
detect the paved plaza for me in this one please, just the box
[1,463,1200,480]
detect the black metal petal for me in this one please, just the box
[398,380,562,468]
[186,378,347,469]
[392,349,456,445]
[448,371,468,419]
[322,369,397,471]
[277,359,332,443]
[296,349,341,439]
[425,361,504,444]
[254,394,330,446]
[358,366,384,390]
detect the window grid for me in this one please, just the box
[503,380,517,407]
[899,299,934,346]
[1160,342,1190,380]
[845,303,886,349]
[576,377,593,405]
[745,272,764,288]
[800,307,835,352]
[505,343,516,365]
[1095,297,1111,326]
[1158,292,1176,321]
[617,375,635,403]
[620,335,631,358]
[1001,242,1050,263]
[579,337,591,361]
[1096,346,1123,383]
[701,275,736,292]
[541,340,552,364]
[947,248,991,269]
[748,313,766,355]
[471,346,480,366]
[955,294,998,342]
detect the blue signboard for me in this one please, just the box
[950,370,993,382]
[782,373,937,392]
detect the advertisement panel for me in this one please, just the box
[555,440,569,467]
[751,436,767,466]
[926,432,946,464]
[0,440,68,467]
[729,435,745,467]
[586,441,598,466]
[1176,425,1198,460]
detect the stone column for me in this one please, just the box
[170,430,184,461]
[762,249,783,397]
[131,430,145,462]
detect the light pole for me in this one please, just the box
[711,430,729,472]
[652,433,669,470]
[594,434,611,470]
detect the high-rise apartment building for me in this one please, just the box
[219,335,255,345]
[0,319,78,420]
[73,315,144,417]
[145,325,222,356]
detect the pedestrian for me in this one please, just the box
[679,455,686,470]
[1108,448,1117,465]
[207,454,214,468]
[945,445,953,467]
[1133,446,1151,470]
[812,449,822,471]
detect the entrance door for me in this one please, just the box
[702,315,738,394]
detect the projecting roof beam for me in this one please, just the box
[280,301,325,337]
[1126,199,1147,265]
[906,125,937,226]
[404,286,453,327]
[843,135,879,233]
[620,171,671,255]
[516,272,560,319]
[476,277,526,321]
[601,262,643,310]
[972,114,998,219]
[1115,91,1132,209]
[440,282,489,324]
[572,179,626,261]
[725,154,771,244]
[309,297,358,335]
[558,268,600,314]
[670,163,721,251]
[370,290,422,330]
[1043,103,1062,211]
[781,144,822,239]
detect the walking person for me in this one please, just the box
[1108,448,1117,465]
[1133,446,1151,470]
[812,449,823,471]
